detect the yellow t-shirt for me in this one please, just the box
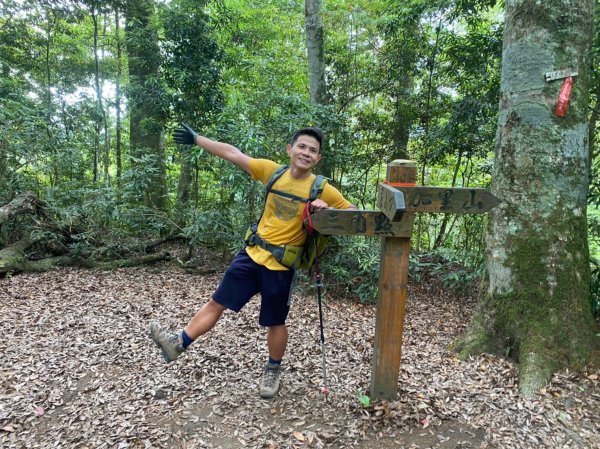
[247,158,352,270]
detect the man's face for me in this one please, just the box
[286,135,321,171]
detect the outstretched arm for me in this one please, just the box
[174,124,251,174]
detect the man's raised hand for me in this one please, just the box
[173,123,198,145]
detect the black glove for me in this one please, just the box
[173,123,198,145]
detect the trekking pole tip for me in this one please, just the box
[320,386,329,396]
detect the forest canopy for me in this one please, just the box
[0,0,599,315]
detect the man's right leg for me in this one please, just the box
[150,299,225,363]
[184,299,226,339]
[151,249,257,363]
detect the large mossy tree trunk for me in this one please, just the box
[456,0,598,396]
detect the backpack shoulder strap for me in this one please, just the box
[265,165,289,196]
[309,175,328,201]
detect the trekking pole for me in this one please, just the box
[315,259,329,398]
[305,201,329,399]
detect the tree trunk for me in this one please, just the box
[175,151,193,221]
[115,8,123,182]
[92,3,102,184]
[125,0,167,211]
[305,0,333,179]
[391,76,414,161]
[305,0,326,105]
[433,151,462,249]
[456,0,598,396]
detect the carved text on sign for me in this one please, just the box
[393,186,500,214]
[310,209,413,238]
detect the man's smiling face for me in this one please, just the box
[286,135,321,173]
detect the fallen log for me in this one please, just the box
[25,251,171,272]
[0,192,171,276]
[0,191,41,226]
[0,247,171,276]
[0,237,41,275]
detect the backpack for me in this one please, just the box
[245,165,329,270]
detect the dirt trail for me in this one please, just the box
[1,266,598,448]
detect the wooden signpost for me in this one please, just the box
[311,160,500,400]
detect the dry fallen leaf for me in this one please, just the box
[0,264,598,449]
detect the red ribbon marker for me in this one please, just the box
[555,76,573,117]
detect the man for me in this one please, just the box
[150,124,356,399]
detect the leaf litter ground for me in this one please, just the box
[1,264,598,449]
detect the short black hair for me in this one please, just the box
[290,127,324,152]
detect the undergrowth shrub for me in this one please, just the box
[181,208,239,253]
[591,257,600,317]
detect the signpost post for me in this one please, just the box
[311,160,500,400]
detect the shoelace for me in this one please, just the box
[264,367,279,387]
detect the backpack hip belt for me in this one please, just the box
[245,223,304,268]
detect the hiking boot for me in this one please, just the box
[260,362,283,399]
[149,321,184,363]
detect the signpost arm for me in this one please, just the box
[370,160,417,400]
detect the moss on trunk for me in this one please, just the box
[457,193,599,396]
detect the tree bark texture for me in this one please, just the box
[305,0,326,105]
[457,0,598,396]
[125,0,168,211]
[0,192,41,226]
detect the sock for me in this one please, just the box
[181,330,194,349]
[268,356,282,366]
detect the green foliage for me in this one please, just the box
[0,0,595,322]
[429,247,485,293]
[181,208,239,253]
[322,236,380,304]
[591,257,600,317]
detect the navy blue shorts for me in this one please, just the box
[213,249,297,326]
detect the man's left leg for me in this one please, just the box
[258,268,295,399]
[268,324,288,361]
[260,325,288,398]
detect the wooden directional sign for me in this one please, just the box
[376,183,405,222]
[377,184,500,215]
[310,209,413,238]
[309,160,501,402]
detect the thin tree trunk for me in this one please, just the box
[92,4,102,184]
[175,151,193,225]
[305,0,326,104]
[101,12,110,187]
[305,0,333,179]
[125,0,167,211]
[392,77,413,160]
[416,21,443,252]
[44,8,57,186]
[433,151,462,249]
[115,9,123,182]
